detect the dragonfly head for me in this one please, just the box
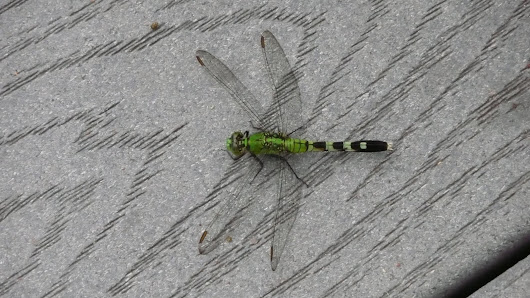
[226,131,246,158]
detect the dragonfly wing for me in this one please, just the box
[260,31,305,135]
[270,158,304,270]
[196,50,266,129]
[199,156,262,254]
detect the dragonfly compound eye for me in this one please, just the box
[226,131,245,156]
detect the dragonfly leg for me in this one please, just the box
[250,121,263,131]
[286,124,307,137]
[227,151,243,160]
[250,153,265,180]
[283,157,308,187]
[270,155,308,187]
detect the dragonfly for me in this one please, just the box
[196,30,392,271]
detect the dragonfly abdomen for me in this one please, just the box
[246,133,392,154]
[301,140,392,152]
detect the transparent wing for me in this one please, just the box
[270,158,304,271]
[261,31,306,270]
[260,30,305,136]
[199,156,262,254]
[196,50,266,129]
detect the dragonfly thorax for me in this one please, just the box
[227,131,292,156]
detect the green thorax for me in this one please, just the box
[226,131,308,157]
[247,132,290,154]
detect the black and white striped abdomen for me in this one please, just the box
[306,140,392,152]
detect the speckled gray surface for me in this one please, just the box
[0,1,529,297]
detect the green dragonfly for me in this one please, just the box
[196,30,392,270]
